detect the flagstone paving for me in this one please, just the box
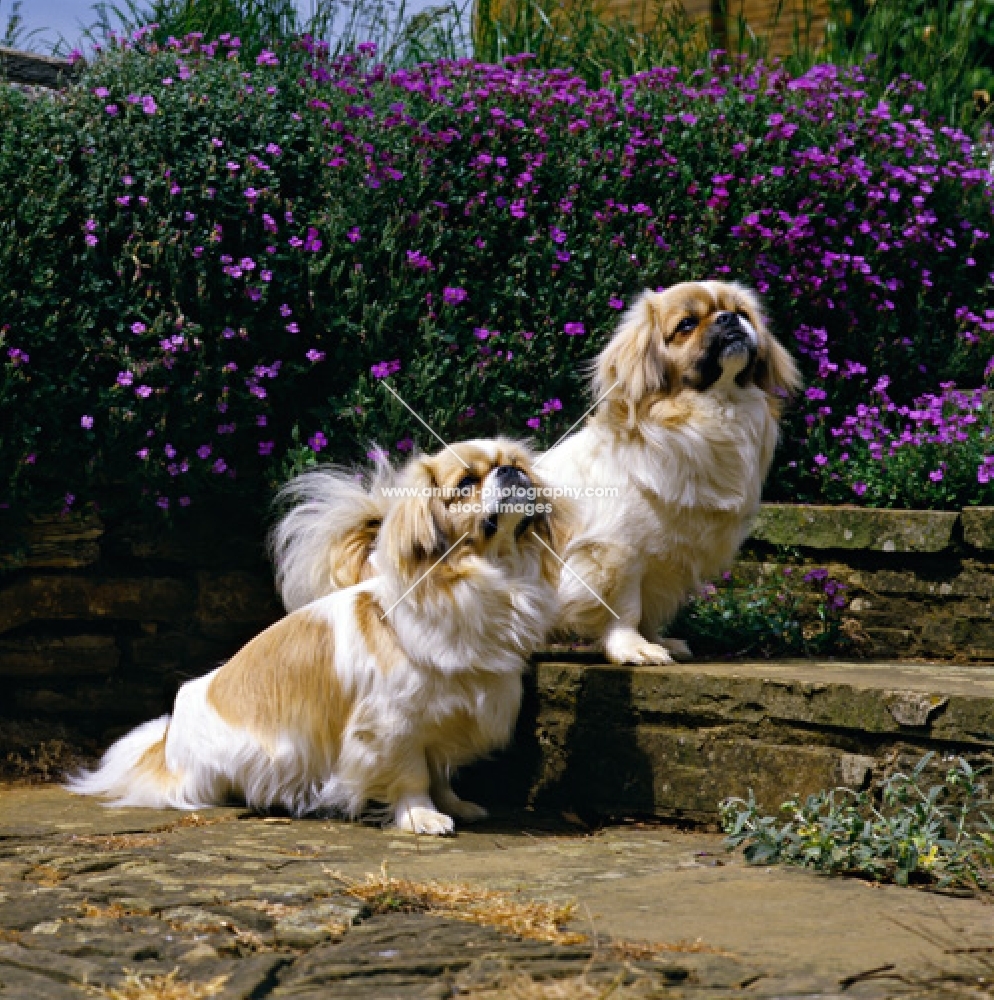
[0,786,992,998]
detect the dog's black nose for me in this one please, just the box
[494,465,529,484]
[714,312,746,341]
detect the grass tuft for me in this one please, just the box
[327,863,585,945]
[90,969,228,1000]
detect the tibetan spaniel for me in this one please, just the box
[268,280,799,667]
[69,439,562,835]
[536,280,801,664]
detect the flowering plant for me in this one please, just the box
[1,37,992,518]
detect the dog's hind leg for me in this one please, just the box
[429,759,488,823]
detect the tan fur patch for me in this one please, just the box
[328,519,380,589]
[207,613,345,762]
[354,591,404,672]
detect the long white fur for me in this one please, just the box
[69,450,559,834]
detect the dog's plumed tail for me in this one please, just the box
[269,457,394,612]
[64,716,183,808]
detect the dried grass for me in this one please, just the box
[71,833,163,851]
[25,863,67,886]
[609,937,733,960]
[152,813,236,833]
[326,863,585,945]
[90,969,229,1000]
[78,901,145,920]
[0,928,21,943]
[461,970,638,999]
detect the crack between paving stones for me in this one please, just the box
[245,955,295,999]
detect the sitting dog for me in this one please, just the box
[537,280,801,664]
[68,439,562,834]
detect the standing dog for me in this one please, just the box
[69,440,561,834]
[269,281,799,666]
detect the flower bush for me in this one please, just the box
[2,37,994,519]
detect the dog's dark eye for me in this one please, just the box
[675,317,697,334]
[456,474,478,492]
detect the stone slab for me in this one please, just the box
[0,636,119,678]
[750,503,958,551]
[0,575,195,635]
[522,659,994,822]
[961,506,994,550]
[0,513,103,572]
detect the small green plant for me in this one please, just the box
[670,566,851,658]
[721,753,994,890]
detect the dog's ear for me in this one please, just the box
[593,290,676,428]
[754,325,803,408]
[378,457,445,577]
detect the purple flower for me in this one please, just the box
[563,322,585,337]
[258,440,274,456]
[443,286,468,306]
[813,454,828,467]
[347,227,361,243]
[105,104,119,116]
[141,95,157,115]
[370,359,401,379]
[256,49,279,66]
[286,322,300,334]
[135,385,152,398]
[93,87,110,98]
[608,297,624,310]
[406,250,434,271]
[197,445,212,460]
[80,415,94,429]
[396,438,414,452]
[309,431,328,452]
[306,349,326,362]
[7,347,28,366]
[212,458,227,474]
[526,417,542,429]
[474,327,493,341]
[367,447,389,462]
[280,303,292,317]
[131,321,146,335]
[265,143,282,156]
[116,371,133,387]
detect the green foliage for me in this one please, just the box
[826,0,994,129]
[1,0,41,49]
[721,753,994,890]
[671,565,851,658]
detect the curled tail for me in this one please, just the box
[269,458,393,612]
[65,716,183,808]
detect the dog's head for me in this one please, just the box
[374,438,565,588]
[593,281,801,427]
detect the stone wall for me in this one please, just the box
[2,504,994,759]
[745,504,994,660]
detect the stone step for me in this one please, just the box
[469,658,994,826]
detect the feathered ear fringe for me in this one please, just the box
[377,457,446,580]
[268,447,397,612]
[593,290,676,428]
[722,282,803,405]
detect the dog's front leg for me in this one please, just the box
[390,751,455,836]
[602,571,678,665]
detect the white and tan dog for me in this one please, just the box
[69,439,562,834]
[270,282,800,667]
[537,280,801,664]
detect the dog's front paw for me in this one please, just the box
[605,630,675,665]
[396,804,455,836]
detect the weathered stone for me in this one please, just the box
[195,571,281,640]
[14,681,168,719]
[962,506,994,550]
[0,46,76,87]
[885,692,949,727]
[750,504,958,551]
[0,513,103,572]
[0,635,119,678]
[0,576,194,635]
